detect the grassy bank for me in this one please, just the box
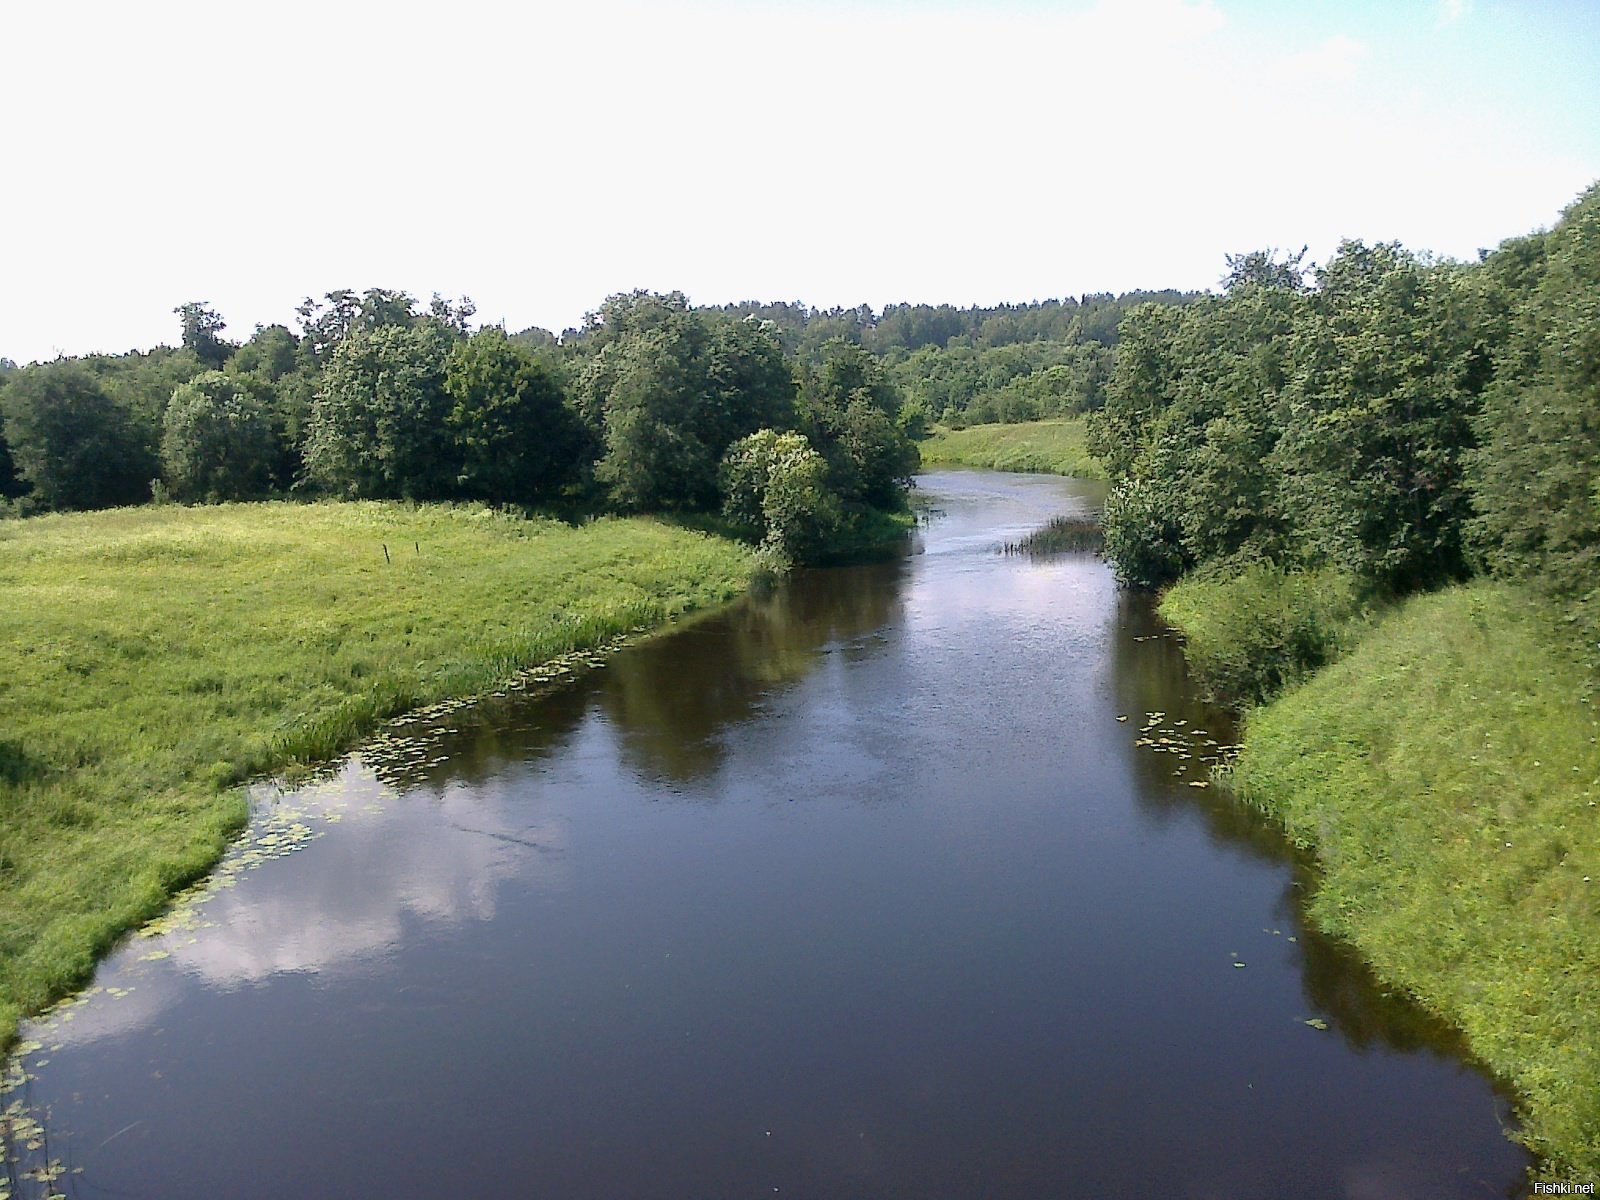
[0,501,757,1048]
[1158,564,1372,706]
[917,418,1104,479]
[1167,576,1599,1173]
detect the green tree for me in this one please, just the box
[0,362,154,510]
[1467,183,1600,607]
[429,293,477,337]
[161,371,276,501]
[228,324,315,488]
[799,340,919,507]
[1094,273,1303,584]
[174,301,233,369]
[445,328,585,504]
[0,422,24,499]
[1273,243,1482,591]
[303,322,457,499]
[295,288,421,367]
[721,429,840,563]
[577,295,796,511]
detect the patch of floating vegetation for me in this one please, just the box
[1120,708,1241,786]
[2,1039,76,1200]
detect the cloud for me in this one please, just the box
[1437,0,1470,28]
[1274,33,1369,84]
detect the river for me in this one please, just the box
[5,470,1528,1198]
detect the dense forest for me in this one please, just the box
[1090,182,1599,695]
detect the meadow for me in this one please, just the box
[916,418,1104,479]
[0,501,756,1047]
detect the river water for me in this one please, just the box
[8,470,1528,1198]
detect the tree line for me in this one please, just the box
[1091,181,1599,654]
[0,290,923,566]
[707,291,1201,430]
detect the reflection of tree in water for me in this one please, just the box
[1108,586,1523,1074]
[366,681,594,794]
[599,557,911,784]
[353,555,911,795]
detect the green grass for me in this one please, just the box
[1223,581,1600,1175]
[0,501,757,1048]
[1159,564,1372,706]
[917,418,1105,479]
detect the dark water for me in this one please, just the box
[8,471,1529,1199]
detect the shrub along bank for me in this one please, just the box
[0,501,757,1050]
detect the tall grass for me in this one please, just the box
[0,501,757,1048]
[1228,582,1600,1175]
[917,418,1105,479]
[1001,513,1104,557]
[1158,564,1371,706]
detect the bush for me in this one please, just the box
[1158,563,1369,706]
[1102,470,1189,588]
[720,430,841,564]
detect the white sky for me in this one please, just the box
[2,0,1596,363]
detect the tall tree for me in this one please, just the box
[228,324,314,490]
[303,322,456,499]
[799,340,919,507]
[1467,183,1600,606]
[1,362,155,509]
[577,295,796,510]
[161,371,276,501]
[445,328,585,504]
[1273,242,1482,591]
[174,301,233,369]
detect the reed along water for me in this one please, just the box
[8,470,1529,1198]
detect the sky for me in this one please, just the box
[1,0,1597,363]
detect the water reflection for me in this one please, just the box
[1107,582,1522,1076]
[599,560,910,785]
[6,470,1530,1200]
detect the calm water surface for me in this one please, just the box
[10,471,1528,1198]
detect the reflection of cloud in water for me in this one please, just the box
[30,755,563,1050]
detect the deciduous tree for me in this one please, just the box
[161,371,276,501]
[1,362,154,509]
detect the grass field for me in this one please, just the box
[1210,581,1600,1174]
[0,501,757,1048]
[917,418,1104,479]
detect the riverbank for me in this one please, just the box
[917,418,1104,479]
[0,501,758,1049]
[1162,574,1600,1174]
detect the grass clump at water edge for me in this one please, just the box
[0,500,758,1050]
[1158,564,1371,707]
